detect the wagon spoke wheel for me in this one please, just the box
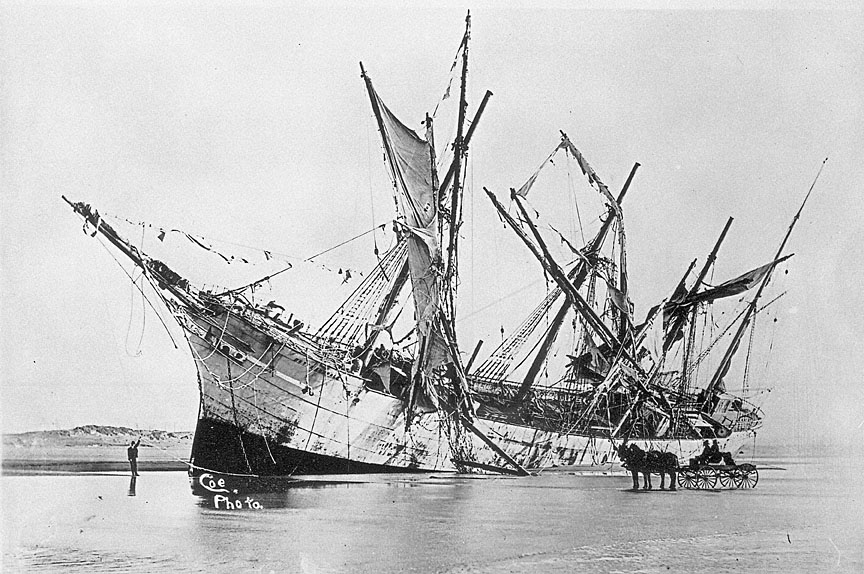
[733,465,759,489]
[678,470,696,489]
[695,467,718,489]
[718,469,735,489]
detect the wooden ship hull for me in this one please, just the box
[63,14,802,480]
[178,300,756,477]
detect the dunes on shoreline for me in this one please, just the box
[2,425,193,475]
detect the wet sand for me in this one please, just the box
[2,430,192,475]
[3,451,862,573]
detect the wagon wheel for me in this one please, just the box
[694,467,718,489]
[718,469,736,489]
[678,470,696,489]
[733,465,759,489]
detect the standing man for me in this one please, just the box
[127,438,141,476]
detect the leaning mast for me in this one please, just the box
[704,159,827,400]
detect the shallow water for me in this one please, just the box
[3,453,862,573]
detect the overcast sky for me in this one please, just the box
[2,4,862,449]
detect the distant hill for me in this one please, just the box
[2,426,193,474]
[3,425,193,448]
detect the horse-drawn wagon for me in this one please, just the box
[616,441,760,491]
[677,461,759,490]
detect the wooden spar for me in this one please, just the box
[485,161,642,401]
[514,299,569,402]
[513,162,640,400]
[427,112,440,208]
[459,416,530,476]
[510,191,621,352]
[437,311,475,418]
[613,165,641,346]
[663,217,734,353]
[361,258,411,355]
[438,90,492,200]
[444,11,471,300]
[667,219,733,398]
[358,90,491,356]
[485,188,549,275]
[465,339,484,372]
[359,61,405,223]
[61,196,181,348]
[704,158,827,399]
[584,161,640,252]
[484,187,575,401]
[695,217,735,288]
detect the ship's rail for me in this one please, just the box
[469,376,598,401]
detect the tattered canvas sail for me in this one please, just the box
[366,82,450,393]
[682,254,792,307]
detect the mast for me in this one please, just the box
[704,159,826,400]
[663,216,734,353]
[444,11,471,322]
[613,164,640,345]
[510,192,620,352]
[358,58,492,357]
[360,62,400,219]
[438,89,492,199]
[511,162,640,400]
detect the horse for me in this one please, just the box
[616,442,678,491]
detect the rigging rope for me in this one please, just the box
[94,236,180,349]
[742,312,758,394]
[565,149,586,246]
[140,439,263,477]
[305,223,387,262]
[366,110,381,261]
[124,271,145,357]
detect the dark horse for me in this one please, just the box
[616,442,678,491]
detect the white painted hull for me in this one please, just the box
[180,306,754,476]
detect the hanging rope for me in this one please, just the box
[94,237,180,349]
[191,337,284,391]
[124,271,146,357]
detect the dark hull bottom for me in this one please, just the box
[189,418,425,476]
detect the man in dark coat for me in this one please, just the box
[127,438,141,476]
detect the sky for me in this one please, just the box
[2,4,862,450]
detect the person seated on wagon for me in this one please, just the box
[711,439,736,465]
[707,439,724,463]
[694,440,718,465]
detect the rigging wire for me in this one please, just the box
[124,224,149,357]
[94,236,179,349]
[103,212,388,282]
[365,110,381,260]
[564,147,586,246]
[124,270,145,357]
[742,311,758,395]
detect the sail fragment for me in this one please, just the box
[683,254,793,307]
[368,82,448,376]
[559,136,620,215]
